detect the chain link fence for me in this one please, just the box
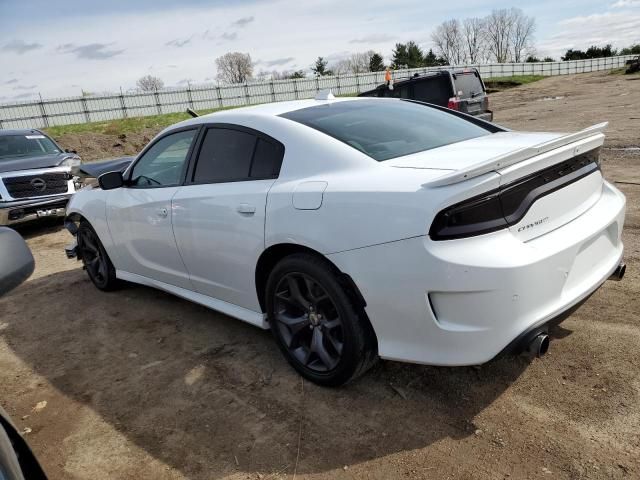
[0,55,634,130]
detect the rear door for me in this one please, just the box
[452,71,486,116]
[172,125,284,312]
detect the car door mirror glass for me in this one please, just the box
[98,171,125,190]
[0,227,35,297]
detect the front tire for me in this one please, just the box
[77,221,119,291]
[266,254,377,386]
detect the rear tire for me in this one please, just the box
[266,253,377,386]
[77,220,119,291]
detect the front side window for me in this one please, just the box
[281,99,491,161]
[0,133,61,160]
[192,127,284,183]
[130,129,196,187]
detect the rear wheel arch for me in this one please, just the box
[255,243,368,314]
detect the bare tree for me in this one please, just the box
[215,52,253,84]
[484,9,515,63]
[510,9,536,62]
[332,51,375,74]
[462,17,486,64]
[136,75,164,91]
[431,19,464,65]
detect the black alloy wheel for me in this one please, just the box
[266,254,377,386]
[273,272,345,372]
[77,221,118,291]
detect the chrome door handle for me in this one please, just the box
[157,207,168,218]
[237,203,256,215]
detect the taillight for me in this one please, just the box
[447,97,460,110]
[429,148,602,241]
[429,190,507,241]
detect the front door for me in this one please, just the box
[106,128,198,289]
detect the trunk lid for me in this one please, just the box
[401,125,607,242]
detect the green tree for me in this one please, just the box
[424,48,444,66]
[368,53,385,72]
[312,56,332,76]
[543,57,555,62]
[620,44,640,55]
[391,41,425,68]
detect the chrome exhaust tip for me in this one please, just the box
[528,333,550,357]
[609,262,626,281]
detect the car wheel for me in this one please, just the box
[266,253,377,386]
[77,221,119,291]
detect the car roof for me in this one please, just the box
[0,129,44,136]
[172,96,371,129]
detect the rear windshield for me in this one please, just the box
[453,72,484,99]
[280,99,490,161]
[0,133,61,160]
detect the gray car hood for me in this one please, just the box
[0,153,73,174]
[74,156,134,178]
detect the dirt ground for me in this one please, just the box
[1,70,639,480]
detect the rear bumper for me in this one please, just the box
[475,110,493,122]
[328,180,626,366]
[0,195,71,225]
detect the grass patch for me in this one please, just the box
[45,107,227,137]
[484,75,545,92]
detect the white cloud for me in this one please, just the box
[611,0,640,7]
[538,11,640,57]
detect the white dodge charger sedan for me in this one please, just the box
[64,95,626,386]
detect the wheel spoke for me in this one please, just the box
[324,328,344,355]
[287,276,310,310]
[323,319,341,330]
[275,312,310,347]
[82,233,98,254]
[311,328,337,370]
[303,277,329,303]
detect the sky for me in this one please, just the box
[1,0,639,101]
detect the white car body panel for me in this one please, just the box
[106,186,192,290]
[65,97,626,366]
[172,179,276,312]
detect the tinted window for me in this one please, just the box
[453,72,484,98]
[194,128,256,183]
[281,99,491,161]
[250,138,283,178]
[0,134,61,160]
[413,76,454,106]
[193,128,283,183]
[130,129,196,187]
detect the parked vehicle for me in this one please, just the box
[625,55,640,74]
[0,227,47,480]
[64,95,625,386]
[0,129,81,226]
[359,67,493,121]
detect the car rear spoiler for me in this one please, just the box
[426,122,608,187]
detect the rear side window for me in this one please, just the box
[453,72,484,99]
[281,99,490,161]
[413,76,453,106]
[193,127,283,183]
[251,138,284,178]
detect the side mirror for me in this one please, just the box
[98,171,125,190]
[65,148,78,154]
[0,228,35,297]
